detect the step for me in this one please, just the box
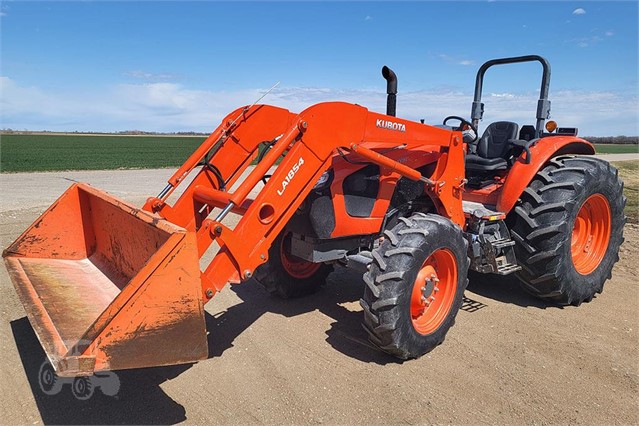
[461,201,506,220]
[496,263,522,275]
[493,239,516,249]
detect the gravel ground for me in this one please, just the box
[0,165,637,425]
[593,153,639,162]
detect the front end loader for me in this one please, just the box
[4,55,625,376]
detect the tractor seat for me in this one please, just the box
[519,124,536,142]
[466,121,519,173]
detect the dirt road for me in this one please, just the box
[594,153,639,162]
[0,168,637,425]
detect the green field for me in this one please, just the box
[0,134,637,173]
[594,144,639,154]
[611,160,639,224]
[1,134,636,223]
[0,134,206,172]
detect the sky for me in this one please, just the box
[1,1,637,136]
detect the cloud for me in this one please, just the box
[572,8,586,15]
[0,11,6,17]
[567,33,604,48]
[0,76,636,136]
[605,31,614,37]
[438,54,475,66]
[124,70,178,81]
[364,15,372,21]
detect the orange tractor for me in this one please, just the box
[4,55,625,376]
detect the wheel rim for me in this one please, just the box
[410,249,458,335]
[571,194,611,275]
[280,234,321,279]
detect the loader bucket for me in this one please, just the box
[3,183,208,377]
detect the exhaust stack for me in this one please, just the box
[382,65,398,117]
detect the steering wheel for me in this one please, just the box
[443,116,478,142]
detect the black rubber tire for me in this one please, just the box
[509,156,625,306]
[360,213,469,359]
[254,232,333,299]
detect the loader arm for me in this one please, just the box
[146,101,466,301]
[143,105,299,231]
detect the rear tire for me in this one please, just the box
[360,213,469,359]
[254,232,333,298]
[510,156,625,305]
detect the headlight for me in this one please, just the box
[313,171,331,189]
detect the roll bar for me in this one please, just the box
[471,55,552,138]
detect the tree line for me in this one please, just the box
[1,129,637,144]
[583,136,638,144]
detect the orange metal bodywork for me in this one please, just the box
[496,136,594,212]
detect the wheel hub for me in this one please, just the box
[420,274,439,306]
[280,234,322,279]
[410,249,457,335]
[571,194,611,275]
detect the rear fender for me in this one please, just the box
[497,136,595,213]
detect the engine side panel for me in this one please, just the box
[329,146,440,238]
[343,164,381,218]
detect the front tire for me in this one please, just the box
[510,156,625,305]
[360,213,469,359]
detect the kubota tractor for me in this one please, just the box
[4,55,625,376]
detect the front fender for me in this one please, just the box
[497,136,595,213]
